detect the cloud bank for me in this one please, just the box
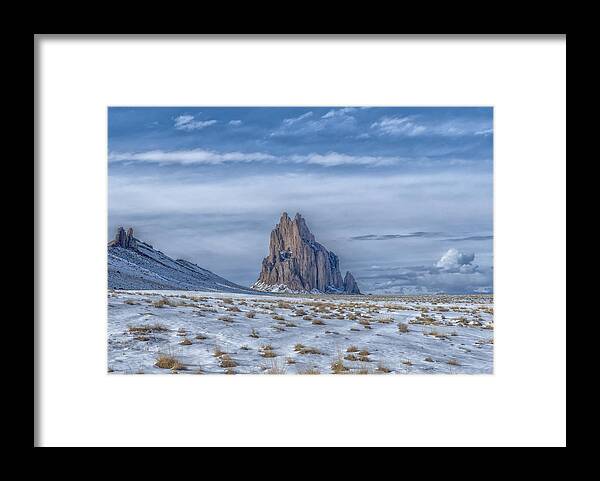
[108,149,412,167]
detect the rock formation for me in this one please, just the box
[108,226,137,250]
[253,212,361,294]
[343,271,361,295]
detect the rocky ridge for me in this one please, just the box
[107,227,252,293]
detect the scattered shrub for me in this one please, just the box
[376,363,391,373]
[331,357,349,374]
[155,354,183,370]
[219,354,238,368]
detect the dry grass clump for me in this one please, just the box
[447,359,461,366]
[218,315,235,323]
[298,367,320,375]
[344,353,358,361]
[179,338,192,346]
[347,313,358,321]
[346,345,359,353]
[424,329,450,340]
[331,357,349,374]
[409,314,439,326]
[245,311,256,319]
[297,346,322,355]
[264,358,287,374]
[177,328,188,336]
[294,343,305,352]
[402,360,413,366]
[358,319,372,329]
[213,347,226,358]
[128,323,168,334]
[195,334,207,340]
[124,300,139,305]
[135,335,150,341]
[152,298,175,308]
[219,354,238,368]
[312,319,326,325]
[294,309,307,316]
[259,344,277,358]
[358,350,371,362]
[286,357,296,364]
[302,315,313,321]
[272,315,285,321]
[226,306,241,312]
[225,368,236,375]
[398,323,409,333]
[377,317,394,324]
[155,354,183,370]
[249,328,260,338]
[376,363,391,373]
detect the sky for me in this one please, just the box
[108,107,493,294]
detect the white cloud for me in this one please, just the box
[321,107,357,119]
[109,148,409,167]
[436,248,477,272]
[271,109,356,137]
[173,115,218,131]
[109,149,277,165]
[370,116,427,136]
[371,116,493,138]
[228,120,243,126]
[282,111,313,126]
[290,152,399,167]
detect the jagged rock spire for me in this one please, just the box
[343,271,361,295]
[109,226,137,249]
[253,212,361,294]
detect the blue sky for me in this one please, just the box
[108,107,493,294]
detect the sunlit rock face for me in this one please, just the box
[253,212,361,294]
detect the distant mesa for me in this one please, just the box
[252,212,361,294]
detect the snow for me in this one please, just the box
[108,245,254,293]
[108,290,493,374]
[251,281,346,295]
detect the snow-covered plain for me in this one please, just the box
[108,290,493,374]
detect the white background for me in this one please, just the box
[36,35,566,447]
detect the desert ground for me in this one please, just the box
[108,290,493,374]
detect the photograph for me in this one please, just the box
[36,34,565,447]
[107,106,494,375]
